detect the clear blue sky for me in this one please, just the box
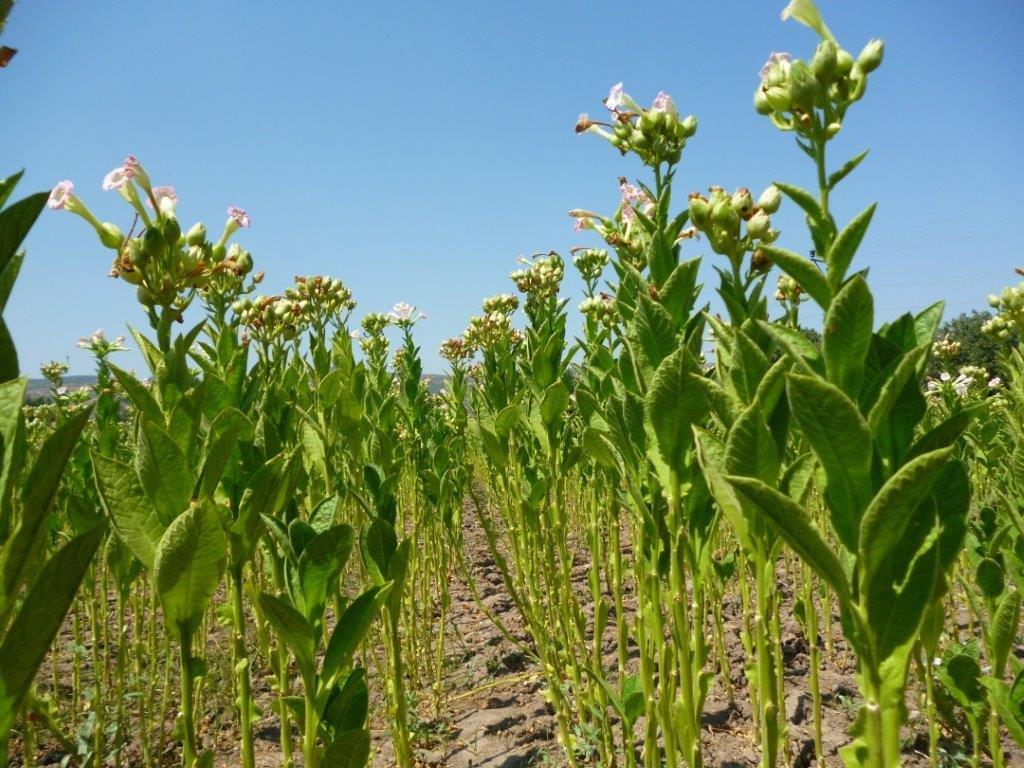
[5,1,1023,375]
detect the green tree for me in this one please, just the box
[929,310,1004,378]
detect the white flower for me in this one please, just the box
[650,91,677,117]
[989,377,1002,388]
[953,375,971,396]
[939,371,952,382]
[605,82,625,111]
[47,180,75,210]
[102,165,133,191]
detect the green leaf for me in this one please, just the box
[725,475,851,607]
[0,171,24,211]
[0,317,17,382]
[197,408,244,500]
[322,586,388,685]
[991,590,1021,676]
[725,404,779,485]
[154,502,227,638]
[92,451,165,570]
[0,192,47,275]
[0,408,91,607]
[646,346,707,474]
[774,181,825,224]
[786,374,871,551]
[259,592,316,675]
[0,252,23,314]
[360,518,396,586]
[632,294,678,369]
[323,669,369,736]
[109,364,164,426]
[539,381,570,428]
[582,427,620,473]
[297,524,354,621]
[826,204,876,290]
[136,419,194,523]
[760,245,831,308]
[0,524,105,737]
[827,149,869,190]
[866,346,928,434]
[822,275,873,397]
[858,447,953,589]
[322,729,371,768]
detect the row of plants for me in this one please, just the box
[2,2,1022,768]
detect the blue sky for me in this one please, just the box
[5,1,1023,375]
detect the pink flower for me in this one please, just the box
[148,186,179,211]
[651,91,676,115]
[227,205,251,228]
[759,52,792,81]
[102,166,131,191]
[605,82,625,111]
[47,180,75,210]
[123,155,139,174]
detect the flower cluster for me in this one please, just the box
[510,252,564,300]
[577,84,697,168]
[463,312,521,352]
[233,295,307,344]
[388,301,426,329]
[286,276,357,326]
[983,281,1024,341]
[932,334,962,363]
[571,247,609,283]
[579,294,616,326]
[40,360,69,387]
[356,312,390,360]
[439,337,475,366]
[775,274,806,307]
[927,366,1001,399]
[49,156,254,313]
[481,294,518,316]
[754,0,883,138]
[689,185,781,266]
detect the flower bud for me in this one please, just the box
[136,286,155,306]
[751,249,772,273]
[185,222,207,247]
[711,198,741,237]
[765,85,791,112]
[836,48,854,76]
[163,216,181,246]
[688,193,710,229]
[143,227,164,260]
[98,222,124,249]
[679,115,697,137]
[236,250,253,274]
[857,39,884,73]
[730,188,754,218]
[825,121,842,138]
[787,60,818,109]
[811,39,838,82]
[754,88,772,115]
[848,64,867,102]
[746,210,770,239]
[757,185,782,214]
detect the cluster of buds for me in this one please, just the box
[463,311,521,352]
[233,295,308,344]
[926,367,1001,399]
[40,360,69,387]
[983,281,1024,341]
[932,334,962,363]
[754,0,883,138]
[198,242,262,303]
[689,185,781,266]
[481,293,519,316]
[579,294,616,326]
[577,84,697,168]
[510,252,565,300]
[355,312,390,360]
[775,274,806,306]
[49,156,255,313]
[571,247,609,283]
[439,336,475,366]
[286,276,356,326]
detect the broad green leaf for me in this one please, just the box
[760,245,831,308]
[725,404,779,485]
[154,502,227,638]
[906,403,984,461]
[646,346,707,474]
[109,364,164,425]
[582,427,620,473]
[826,204,875,290]
[773,181,825,224]
[92,451,165,570]
[136,419,194,523]
[0,377,26,540]
[323,669,369,736]
[786,374,871,551]
[297,524,354,621]
[197,408,244,500]
[726,475,851,607]
[0,192,47,274]
[632,294,678,369]
[1,408,90,606]
[321,729,371,768]
[322,586,388,685]
[858,447,953,588]
[539,381,570,428]
[360,518,396,586]
[991,590,1021,676]
[0,523,104,737]
[259,592,315,675]
[0,252,22,314]
[822,276,873,397]
[866,346,927,434]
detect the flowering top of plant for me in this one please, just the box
[49,156,255,317]
[984,280,1024,341]
[388,301,426,328]
[688,184,781,269]
[576,84,697,168]
[463,311,520,352]
[926,365,1001,399]
[509,252,564,300]
[77,328,127,356]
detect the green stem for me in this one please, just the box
[179,630,198,768]
[230,569,256,768]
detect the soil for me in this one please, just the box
[10,492,1024,768]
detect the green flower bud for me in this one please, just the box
[825,121,842,138]
[746,210,770,239]
[212,243,226,262]
[98,222,124,250]
[730,187,754,218]
[787,61,818,110]
[857,38,884,73]
[163,216,181,246]
[236,250,254,274]
[143,227,164,260]
[836,48,854,76]
[757,185,782,214]
[136,286,155,306]
[688,193,710,229]
[848,64,867,102]
[185,222,207,247]
[765,85,791,112]
[811,39,838,82]
[679,115,698,137]
[754,88,773,115]
[711,198,741,237]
